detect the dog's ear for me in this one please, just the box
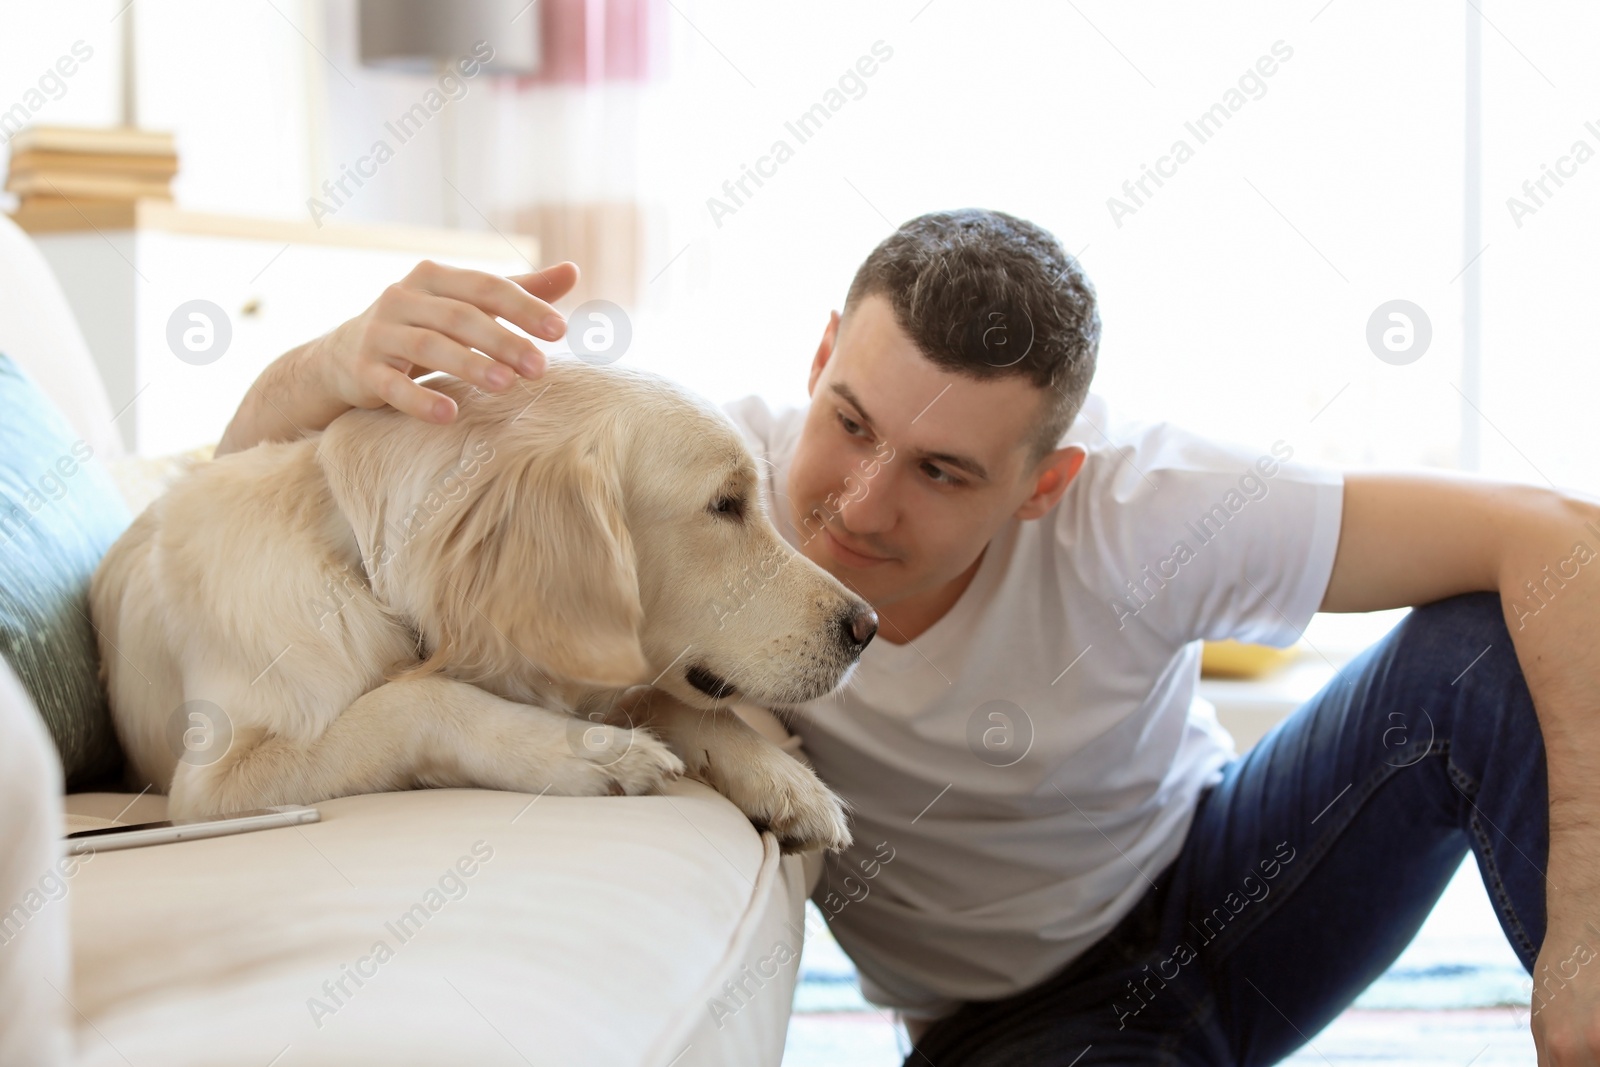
[423,436,650,688]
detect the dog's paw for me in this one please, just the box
[711,752,853,854]
[579,726,685,796]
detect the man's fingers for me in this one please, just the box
[510,260,580,306]
[406,260,569,347]
[401,294,544,381]
[370,366,457,423]
[378,322,531,396]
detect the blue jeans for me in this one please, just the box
[906,592,1548,1066]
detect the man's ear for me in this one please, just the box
[807,310,842,396]
[1016,444,1088,520]
[408,436,650,688]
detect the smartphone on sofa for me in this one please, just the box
[63,804,321,855]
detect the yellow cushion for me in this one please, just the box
[1200,639,1298,679]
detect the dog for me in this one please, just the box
[89,358,878,853]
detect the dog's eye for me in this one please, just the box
[710,495,745,521]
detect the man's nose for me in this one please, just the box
[836,474,894,533]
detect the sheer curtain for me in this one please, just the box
[482,0,667,309]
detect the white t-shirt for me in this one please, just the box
[719,391,1346,1019]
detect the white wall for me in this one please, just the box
[3,0,1596,495]
[0,3,125,166]
[133,0,314,219]
[1478,4,1600,493]
[629,1,1473,478]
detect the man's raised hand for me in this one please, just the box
[314,259,580,424]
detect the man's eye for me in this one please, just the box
[838,413,864,436]
[922,462,961,486]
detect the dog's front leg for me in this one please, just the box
[168,676,684,818]
[626,690,852,854]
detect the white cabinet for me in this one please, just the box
[20,199,538,456]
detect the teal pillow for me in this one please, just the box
[0,352,131,788]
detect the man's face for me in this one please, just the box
[783,293,1085,619]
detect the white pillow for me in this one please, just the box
[0,213,126,462]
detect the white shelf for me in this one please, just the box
[21,203,538,456]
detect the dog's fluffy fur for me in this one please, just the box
[89,359,874,852]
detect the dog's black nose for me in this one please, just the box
[841,605,878,650]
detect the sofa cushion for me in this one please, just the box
[0,654,72,1067]
[66,781,809,1066]
[0,352,131,788]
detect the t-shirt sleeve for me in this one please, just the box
[719,394,775,452]
[718,393,812,525]
[1058,400,1345,649]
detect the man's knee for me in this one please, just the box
[1391,591,1520,688]
[1384,591,1545,777]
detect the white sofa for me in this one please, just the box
[0,211,826,1067]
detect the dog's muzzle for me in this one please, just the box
[686,664,738,700]
[839,605,878,652]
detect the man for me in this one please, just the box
[220,210,1600,1065]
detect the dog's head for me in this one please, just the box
[350,359,877,710]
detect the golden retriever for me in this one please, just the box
[89,358,877,852]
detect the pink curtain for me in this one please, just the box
[517,0,666,85]
[485,0,664,310]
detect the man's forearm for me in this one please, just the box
[1335,477,1600,929]
[1496,491,1600,928]
[1504,498,1600,1067]
[215,337,351,457]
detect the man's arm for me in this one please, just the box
[215,259,579,457]
[1322,471,1600,1061]
[216,336,352,455]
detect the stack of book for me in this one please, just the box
[5,125,177,220]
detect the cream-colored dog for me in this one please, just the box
[89,359,878,852]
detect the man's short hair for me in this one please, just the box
[841,208,1100,471]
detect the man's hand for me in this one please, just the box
[216,260,580,456]
[1531,921,1600,1065]
[318,258,578,422]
